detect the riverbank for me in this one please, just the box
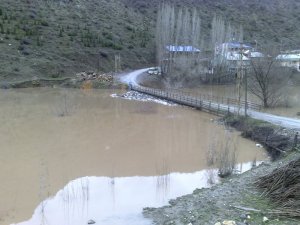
[0,72,117,89]
[223,114,298,159]
[143,151,300,225]
[143,115,300,225]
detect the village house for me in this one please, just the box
[276,51,300,72]
[162,45,201,73]
[213,41,263,73]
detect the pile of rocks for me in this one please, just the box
[76,71,113,82]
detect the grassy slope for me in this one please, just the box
[0,0,300,82]
[0,0,155,82]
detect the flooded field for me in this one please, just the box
[0,88,266,225]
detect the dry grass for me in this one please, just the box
[255,157,300,218]
[217,131,237,178]
[206,125,237,178]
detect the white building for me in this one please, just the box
[162,45,201,73]
[276,53,300,72]
[213,42,264,73]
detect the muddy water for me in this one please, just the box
[0,88,266,225]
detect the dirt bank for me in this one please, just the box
[0,76,115,89]
[223,115,298,160]
[143,150,300,225]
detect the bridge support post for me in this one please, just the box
[294,132,299,148]
[227,99,230,114]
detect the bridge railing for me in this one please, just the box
[129,83,263,115]
[162,87,262,111]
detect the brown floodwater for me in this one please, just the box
[0,88,266,225]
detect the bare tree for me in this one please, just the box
[210,15,244,79]
[248,54,292,108]
[156,3,203,87]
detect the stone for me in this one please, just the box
[263,216,269,222]
[240,214,247,220]
[21,38,32,45]
[214,223,222,225]
[222,221,236,225]
[87,220,96,224]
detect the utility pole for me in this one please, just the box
[237,42,249,116]
[114,54,121,74]
[244,67,248,116]
[237,43,243,115]
[97,52,100,73]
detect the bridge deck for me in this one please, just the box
[130,84,261,116]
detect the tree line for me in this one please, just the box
[156,2,293,108]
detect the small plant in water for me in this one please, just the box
[54,91,76,117]
[251,157,257,168]
[217,127,237,178]
[206,136,217,166]
[58,93,69,117]
[205,169,217,186]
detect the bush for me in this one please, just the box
[112,44,123,50]
[40,20,49,26]
[21,38,32,45]
[51,73,60,78]
[18,45,25,51]
[217,130,237,178]
[100,51,108,58]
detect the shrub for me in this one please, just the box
[100,51,108,58]
[217,128,237,178]
[40,20,49,26]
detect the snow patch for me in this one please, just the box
[111,91,176,106]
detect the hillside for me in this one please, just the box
[0,0,155,82]
[0,0,300,82]
[123,0,300,49]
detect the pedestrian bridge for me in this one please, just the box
[129,83,262,116]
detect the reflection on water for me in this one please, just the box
[0,88,266,225]
[15,162,256,225]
